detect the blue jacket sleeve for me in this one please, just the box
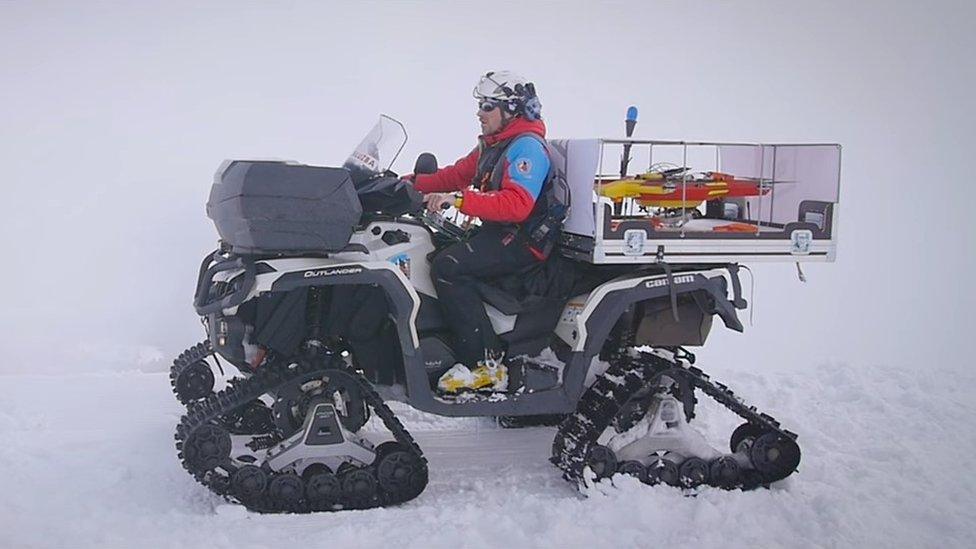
[504,136,550,200]
[459,136,551,223]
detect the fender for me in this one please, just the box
[563,268,744,401]
[270,262,421,352]
[574,269,743,352]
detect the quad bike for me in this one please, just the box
[171,115,828,513]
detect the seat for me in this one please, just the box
[475,282,524,315]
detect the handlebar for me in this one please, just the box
[417,209,470,241]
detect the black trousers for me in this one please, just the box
[431,226,537,367]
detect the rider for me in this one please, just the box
[413,71,553,394]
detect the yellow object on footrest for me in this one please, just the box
[437,362,509,393]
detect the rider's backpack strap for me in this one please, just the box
[484,134,571,260]
[487,134,571,215]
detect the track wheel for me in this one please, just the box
[341,468,378,508]
[268,474,305,510]
[232,465,268,500]
[749,432,801,483]
[730,422,764,453]
[585,445,618,480]
[377,450,423,494]
[306,473,341,511]
[234,401,275,434]
[644,457,680,486]
[739,469,766,491]
[374,441,406,461]
[377,450,427,503]
[678,457,709,488]
[182,424,231,472]
[617,460,645,479]
[708,456,741,488]
[210,473,232,496]
[174,360,215,402]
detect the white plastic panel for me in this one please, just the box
[550,139,601,237]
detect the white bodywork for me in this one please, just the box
[210,219,524,345]
[213,220,436,349]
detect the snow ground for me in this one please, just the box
[2,362,974,549]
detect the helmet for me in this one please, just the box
[472,70,542,120]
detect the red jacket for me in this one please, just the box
[415,118,549,223]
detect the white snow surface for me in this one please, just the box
[3,362,974,549]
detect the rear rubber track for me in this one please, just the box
[551,348,799,490]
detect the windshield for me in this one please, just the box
[343,115,407,184]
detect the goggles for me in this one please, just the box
[478,99,503,112]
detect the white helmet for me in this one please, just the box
[472,70,542,120]
[473,70,528,101]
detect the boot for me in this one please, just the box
[437,354,508,393]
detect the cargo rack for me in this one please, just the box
[549,138,841,264]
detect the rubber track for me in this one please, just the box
[551,348,798,488]
[168,340,214,405]
[174,353,428,513]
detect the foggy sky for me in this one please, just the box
[1,1,973,374]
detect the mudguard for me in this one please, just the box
[561,267,745,402]
[575,269,744,353]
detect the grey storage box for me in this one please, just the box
[207,160,363,255]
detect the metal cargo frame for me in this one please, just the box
[556,138,842,264]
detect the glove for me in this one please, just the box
[424,192,455,212]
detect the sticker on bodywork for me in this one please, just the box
[790,229,813,255]
[560,302,586,324]
[390,253,411,278]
